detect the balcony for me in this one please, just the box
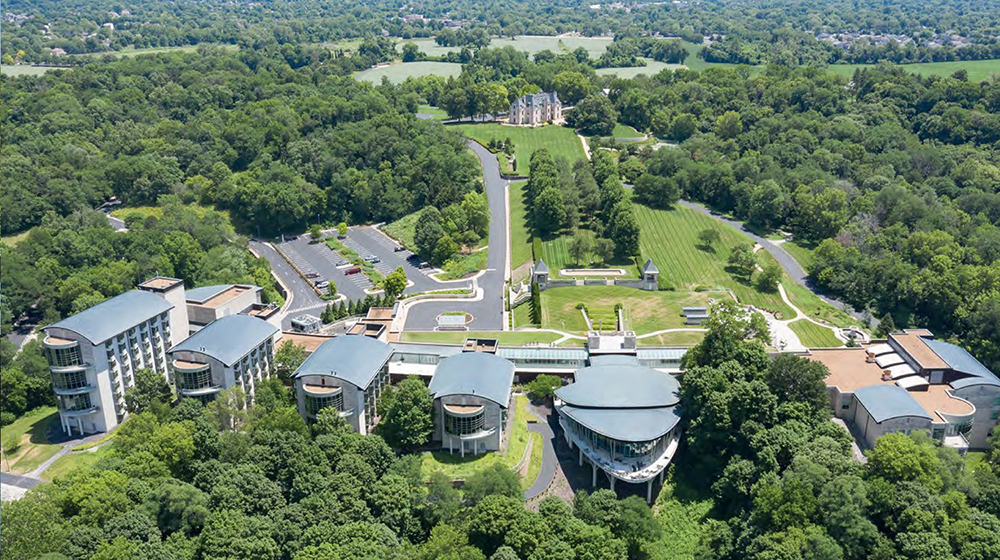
[53,382,94,396]
[43,335,78,350]
[559,416,681,484]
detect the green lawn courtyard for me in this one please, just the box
[420,394,543,491]
[788,319,843,348]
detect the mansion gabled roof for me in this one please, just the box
[511,92,560,108]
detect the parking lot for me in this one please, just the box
[273,227,470,302]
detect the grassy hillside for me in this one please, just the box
[452,123,586,174]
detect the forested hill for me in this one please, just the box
[0,44,480,236]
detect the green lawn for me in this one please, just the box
[41,445,112,482]
[522,428,544,491]
[782,280,858,328]
[824,59,1000,83]
[510,181,533,271]
[417,105,449,120]
[637,331,706,347]
[538,285,717,335]
[634,203,795,318]
[421,395,534,480]
[383,211,420,250]
[355,61,462,84]
[781,240,817,271]
[452,123,586,175]
[439,249,488,280]
[1,407,63,475]
[611,123,645,139]
[539,233,639,279]
[400,330,562,345]
[788,319,843,348]
[491,35,614,58]
[595,58,684,79]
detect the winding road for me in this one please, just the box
[676,200,869,324]
[401,140,509,331]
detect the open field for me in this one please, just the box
[41,445,112,482]
[634,203,795,318]
[538,285,716,334]
[453,123,586,175]
[595,58,684,78]
[1,65,66,76]
[611,123,645,139]
[355,61,462,84]
[824,59,1000,83]
[400,330,563,345]
[421,395,538,486]
[491,35,614,58]
[395,38,461,58]
[510,181,533,270]
[1,407,62,475]
[789,319,843,348]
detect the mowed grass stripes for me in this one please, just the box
[452,123,586,175]
[634,203,795,318]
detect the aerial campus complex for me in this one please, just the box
[40,273,1000,500]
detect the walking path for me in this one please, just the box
[677,199,871,325]
[523,403,558,500]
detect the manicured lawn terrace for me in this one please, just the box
[1,406,63,475]
[536,285,717,335]
[788,319,843,348]
[509,181,533,271]
[452,123,587,176]
[355,61,462,84]
[637,331,706,347]
[540,234,640,279]
[421,394,542,490]
[634,203,796,318]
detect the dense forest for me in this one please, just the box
[0,44,480,236]
[4,0,1000,65]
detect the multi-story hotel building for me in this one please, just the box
[42,281,179,435]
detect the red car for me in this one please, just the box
[344,267,362,275]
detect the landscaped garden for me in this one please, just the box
[788,319,843,348]
[420,394,543,491]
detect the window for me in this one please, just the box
[177,369,213,391]
[48,345,83,368]
[445,410,486,436]
[59,393,93,412]
[306,392,343,416]
[52,369,88,390]
[991,409,999,421]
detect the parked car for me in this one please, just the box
[345,267,362,275]
[315,281,329,289]
[305,272,320,279]
[418,262,431,270]
[335,259,350,267]
[366,256,381,264]
[393,246,406,252]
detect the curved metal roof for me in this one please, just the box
[429,352,514,407]
[169,315,278,367]
[556,365,680,408]
[294,335,393,389]
[923,339,1000,389]
[46,290,173,344]
[560,404,681,442]
[854,385,931,423]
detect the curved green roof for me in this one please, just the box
[556,365,680,409]
[923,339,1000,389]
[47,290,173,344]
[429,352,514,407]
[294,335,393,389]
[854,385,931,423]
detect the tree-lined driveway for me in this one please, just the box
[402,140,509,331]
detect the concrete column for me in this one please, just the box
[592,463,597,487]
[461,440,465,458]
[578,447,583,466]
[647,480,653,504]
[610,477,616,492]
[659,470,664,484]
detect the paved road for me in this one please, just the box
[677,199,869,323]
[249,240,327,330]
[524,403,558,500]
[0,472,40,490]
[403,140,508,330]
